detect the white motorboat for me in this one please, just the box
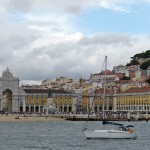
[83,56,138,139]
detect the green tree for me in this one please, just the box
[120,76,131,80]
[143,50,150,58]
[131,52,145,59]
[146,78,150,85]
[140,60,150,70]
[126,63,131,66]
[131,50,150,59]
[126,59,140,66]
[130,59,140,65]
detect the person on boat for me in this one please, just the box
[127,128,134,133]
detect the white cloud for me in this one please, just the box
[98,0,150,13]
[1,0,150,15]
[98,0,135,13]
[33,0,99,14]
[2,32,148,82]
[0,0,150,84]
[6,0,34,13]
[1,0,98,15]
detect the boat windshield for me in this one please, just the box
[125,125,134,128]
[102,120,124,127]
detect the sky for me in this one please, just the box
[1,0,150,84]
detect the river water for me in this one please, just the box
[0,121,149,150]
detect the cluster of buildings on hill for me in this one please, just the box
[1,55,150,115]
[41,62,150,93]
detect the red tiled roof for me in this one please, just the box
[94,88,113,94]
[92,70,116,76]
[101,70,112,74]
[116,80,133,84]
[115,73,123,78]
[23,88,70,94]
[124,86,150,93]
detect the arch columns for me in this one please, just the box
[34,106,36,113]
[23,99,26,112]
[39,106,41,113]
[12,95,20,112]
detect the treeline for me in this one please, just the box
[126,50,150,70]
[131,50,150,59]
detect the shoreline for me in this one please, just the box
[0,115,149,122]
[65,116,149,121]
[0,115,66,122]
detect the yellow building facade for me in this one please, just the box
[20,87,150,114]
[52,94,74,113]
[51,90,114,114]
[114,87,150,112]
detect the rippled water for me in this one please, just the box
[0,121,149,150]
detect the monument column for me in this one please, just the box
[23,98,25,112]
[12,96,15,112]
[12,95,19,112]
[39,106,41,113]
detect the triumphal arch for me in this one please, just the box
[0,68,20,112]
[0,68,49,114]
[0,68,73,114]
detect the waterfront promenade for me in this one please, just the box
[0,114,66,122]
[0,112,149,122]
[65,113,149,121]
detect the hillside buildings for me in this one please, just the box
[0,62,150,115]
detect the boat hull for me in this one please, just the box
[83,129,137,139]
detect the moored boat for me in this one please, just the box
[83,120,137,139]
[83,56,138,139]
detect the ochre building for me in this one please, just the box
[0,68,150,114]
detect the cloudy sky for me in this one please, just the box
[1,0,150,84]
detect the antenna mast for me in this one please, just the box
[102,56,107,120]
